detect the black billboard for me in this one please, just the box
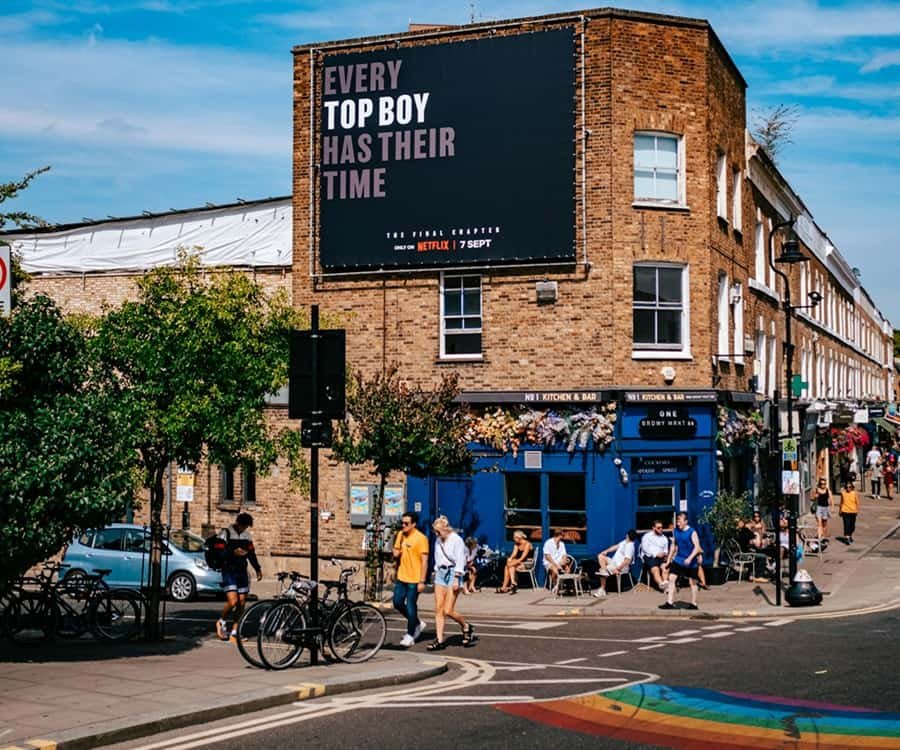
[318,29,576,270]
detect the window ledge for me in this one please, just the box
[632,201,690,212]
[748,277,780,302]
[631,350,693,361]
[436,356,485,364]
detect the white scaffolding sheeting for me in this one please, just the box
[8,198,292,273]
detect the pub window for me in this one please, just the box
[635,486,676,532]
[632,263,689,356]
[633,132,683,204]
[440,273,482,359]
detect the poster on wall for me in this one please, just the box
[383,485,404,517]
[350,484,370,516]
[318,29,576,269]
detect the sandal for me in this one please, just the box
[495,587,509,593]
[509,584,518,595]
[426,639,448,651]
[462,623,475,646]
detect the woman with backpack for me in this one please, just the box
[427,516,475,651]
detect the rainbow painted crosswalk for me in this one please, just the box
[498,683,900,749]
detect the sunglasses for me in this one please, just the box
[401,521,412,526]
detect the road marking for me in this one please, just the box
[764,618,795,627]
[502,621,568,631]
[390,695,535,702]
[703,631,735,639]
[488,678,629,684]
[286,682,326,700]
[25,742,56,750]
[633,636,667,642]
[598,650,628,658]
[554,657,587,665]
[386,626,636,644]
[637,643,666,651]
[667,629,701,636]
[494,665,539,672]
[734,626,766,632]
[668,637,700,644]
[700,624,733,630]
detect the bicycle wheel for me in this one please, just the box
[90,589,142,641]
[5,591,58,645]
[328,603,386,664]
[257,601,306,670]
[236,599,279,668]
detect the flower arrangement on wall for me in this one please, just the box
[465,404,618,456]
[716,406,765,457]
[830,424,870,454]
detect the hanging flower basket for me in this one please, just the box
[466,404,617,456]
[830,425,870,454]
[716,406,764,458]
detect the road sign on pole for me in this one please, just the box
[0,245,11,318]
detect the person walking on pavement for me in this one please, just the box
[659,513,702,611]
[883,455,896,500]
[866,445,882,496]
[811,477,832,539]
[839,481,860,544]
[216,512,263,641]
[427,516,475,650]
[392,511,429,648]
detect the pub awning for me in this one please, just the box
[874,417,899,435]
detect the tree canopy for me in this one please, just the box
[92,255,301,637]
[0,294,138,591]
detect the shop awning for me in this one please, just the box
[874,417,899,434]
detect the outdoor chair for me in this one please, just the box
[612,562,636,595]
[554,555,585,597]
[724,539,767,582]
[515,556,538,590]
[798,523,825,560]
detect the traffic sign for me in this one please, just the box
[0,245,10,318]
[781,438,798,462]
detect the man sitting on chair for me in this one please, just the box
[542,528,571,591]
[639,521,670,591]
[592,529,637,598]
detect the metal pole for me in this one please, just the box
[771,390,782,607]
[784,294,798,582]
[309,304,320,665]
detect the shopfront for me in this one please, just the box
[407,389,720,572]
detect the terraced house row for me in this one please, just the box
[6,7,895,573]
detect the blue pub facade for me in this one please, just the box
[408,388,721,571]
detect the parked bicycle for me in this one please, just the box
[4,562,143,644]
[256,559,387,670]
[234,570,317,669]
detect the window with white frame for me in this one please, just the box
[717,272,730,360]
[632,264,688,353]
[755,328,766,394]
[754,216,766,282]
[440,274,482,358]
[732,281,744,364]
[767,334,777,398]
[731,168,742,230]
[716,152,727,220]
[767,219,777,290]
[634,132,683,204]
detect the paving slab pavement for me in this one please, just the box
[0,635,446,750]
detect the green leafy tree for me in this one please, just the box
[93,255,300,639]
[0,294,138,591]
[331,366,473,597]
[699,490,752,566]
[1,166,51,231]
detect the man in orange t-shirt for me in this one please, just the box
[392,511,430,647]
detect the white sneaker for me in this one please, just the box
[413,620,425,641]
[399,633,415,648]
[592,589,607,598]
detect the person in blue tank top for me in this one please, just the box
[659,512,702,611]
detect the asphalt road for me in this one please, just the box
[110,605,900,750]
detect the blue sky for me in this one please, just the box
[1,0,899,323]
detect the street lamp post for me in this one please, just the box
[767,218,808,602]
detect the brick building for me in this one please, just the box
[290,7,894,563]
[5,7,894,579]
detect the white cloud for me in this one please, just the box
[765,75,900,102]
[861,50,900,73]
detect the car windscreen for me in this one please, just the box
[169,530,206,553]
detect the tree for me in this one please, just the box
[751,104,800,165]
[0,294,138,592]
[1,166,51,231]
[92,255,299,639]
[331,366,473,597]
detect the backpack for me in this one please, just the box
[204,528,230,571]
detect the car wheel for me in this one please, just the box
[168,572,196,602]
